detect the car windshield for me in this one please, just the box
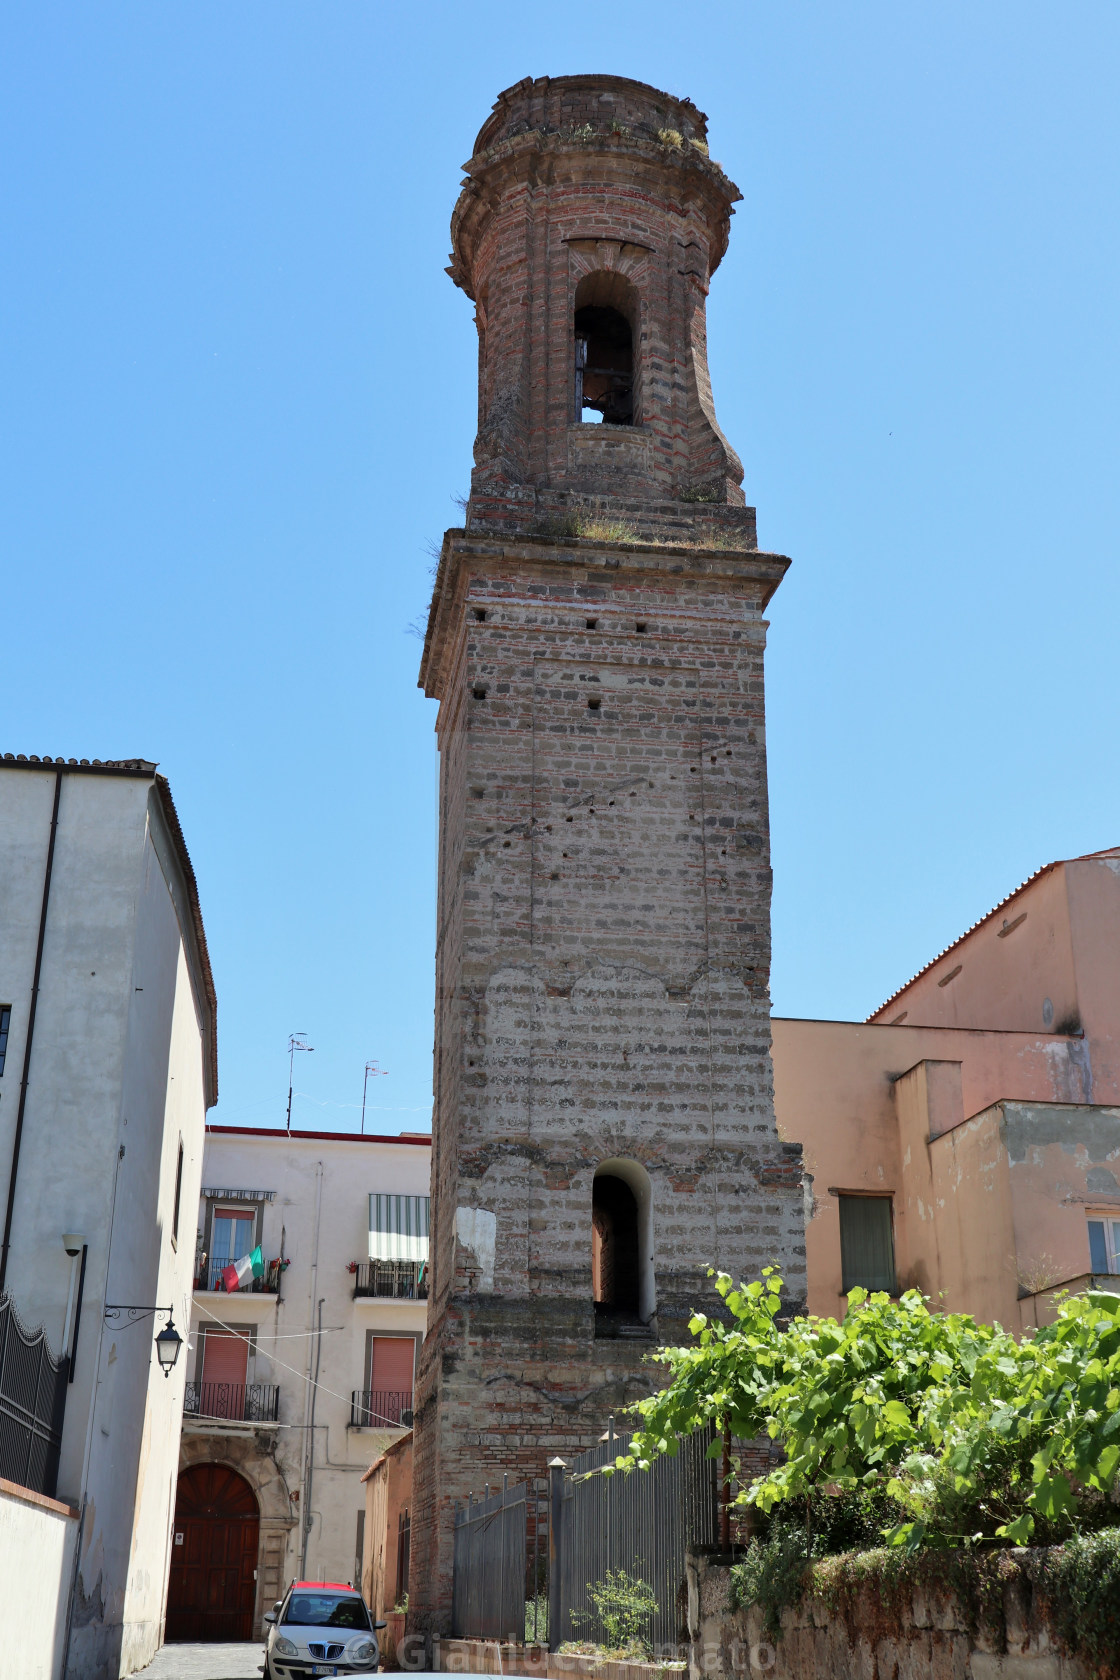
[283,1593,370,1630]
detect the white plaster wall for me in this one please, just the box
[0,1485,79,1680]
[189,1131,430,1601]
[0,768,211,1679]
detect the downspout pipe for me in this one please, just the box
[1,767,63,1292]
[301,1295,326,1577]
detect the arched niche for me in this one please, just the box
[592,1158,655,1325]
[573,271,640,425]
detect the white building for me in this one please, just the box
[174,1125,430,1640]
[0,753,216,1679]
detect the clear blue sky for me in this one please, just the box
[3,5,1118,1133]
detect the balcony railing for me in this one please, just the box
[351,1260,428,1300]
[184,1381,280,1423]
[194,1257,282,1294]
[350,1389,413,1428]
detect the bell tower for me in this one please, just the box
[410,75,805,1644]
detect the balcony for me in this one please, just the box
[194,1257,283,1295]
[350,1389,413,1428]
[184,1381,280,1423]
[351,1260,427,1300]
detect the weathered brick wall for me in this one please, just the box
[410,77,806,1651]
[448,75,749,522]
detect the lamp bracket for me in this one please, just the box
[104,1304,174,1325]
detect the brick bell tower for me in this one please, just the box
[411,75,805,1643]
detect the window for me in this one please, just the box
[0,1006,9,1076]
[207,1207,256,1291]
[838,1195,896,1294]
[1088,1216,1120,1275]
[172,1140,184,1245]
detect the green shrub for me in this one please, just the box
[609,1270,1120,1550]
[579,1566,659,1656]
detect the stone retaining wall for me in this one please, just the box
[685,1549,1089,1680]
[434,1639,685,1680]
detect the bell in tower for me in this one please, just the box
[410,74,805,1648]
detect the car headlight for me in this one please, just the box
[273,1636,298,1657]
[346,1638,377,1664]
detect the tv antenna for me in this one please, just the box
[286,1033,315,1133]
[361,1059,388,1134]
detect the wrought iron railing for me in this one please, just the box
[351,1260,427,1300]
[0,1293,67,1499]
[183,1381,279,1422]
[350,1389,413,1428]
[194,1257,282,1294]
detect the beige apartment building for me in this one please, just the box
[772,847,1120,1328]
[169,1125,430,1643]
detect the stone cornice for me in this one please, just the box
[418,528,790,700]
[449,129,740,298]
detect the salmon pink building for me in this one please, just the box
[772,848,1120,1329]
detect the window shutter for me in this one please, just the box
[838,1196,896,1294]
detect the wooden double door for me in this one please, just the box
[166,1463,259,1642]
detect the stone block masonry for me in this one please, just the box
[410,75,806,1650]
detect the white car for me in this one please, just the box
[264,1580,386,1678]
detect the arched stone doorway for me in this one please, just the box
[166,1463,259,1642]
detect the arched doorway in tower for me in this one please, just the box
[166,1463,259,1642]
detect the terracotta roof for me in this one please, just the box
[1,753,218,1104]
[866,846,1120,1022]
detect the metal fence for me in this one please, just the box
[183,1381,279,1422]
[549,1424,717,1652]
[452,1475,549,1642]
[449,1424,717,1649]
[0,1293,67,1499]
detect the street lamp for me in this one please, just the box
[103,1304,184,1377]
[154,1313,184,1375]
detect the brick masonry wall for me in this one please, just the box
[411,530,806,1642]
[410,77,806,1651]
[448,76,749,520]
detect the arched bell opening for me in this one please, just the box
[592,1158,655,1335]
[574,271,639,426]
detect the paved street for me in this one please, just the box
[132,1645,265,1679]
[131,1657,460,1680]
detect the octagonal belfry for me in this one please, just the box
[451,73,754,540]
[409,75,805,1647]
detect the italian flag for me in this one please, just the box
[222,1246,264,1292]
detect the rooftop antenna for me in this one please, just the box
[361,1059,388,1134]
[286,1033,314,1133]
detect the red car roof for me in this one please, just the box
[291,1580,357,1592]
